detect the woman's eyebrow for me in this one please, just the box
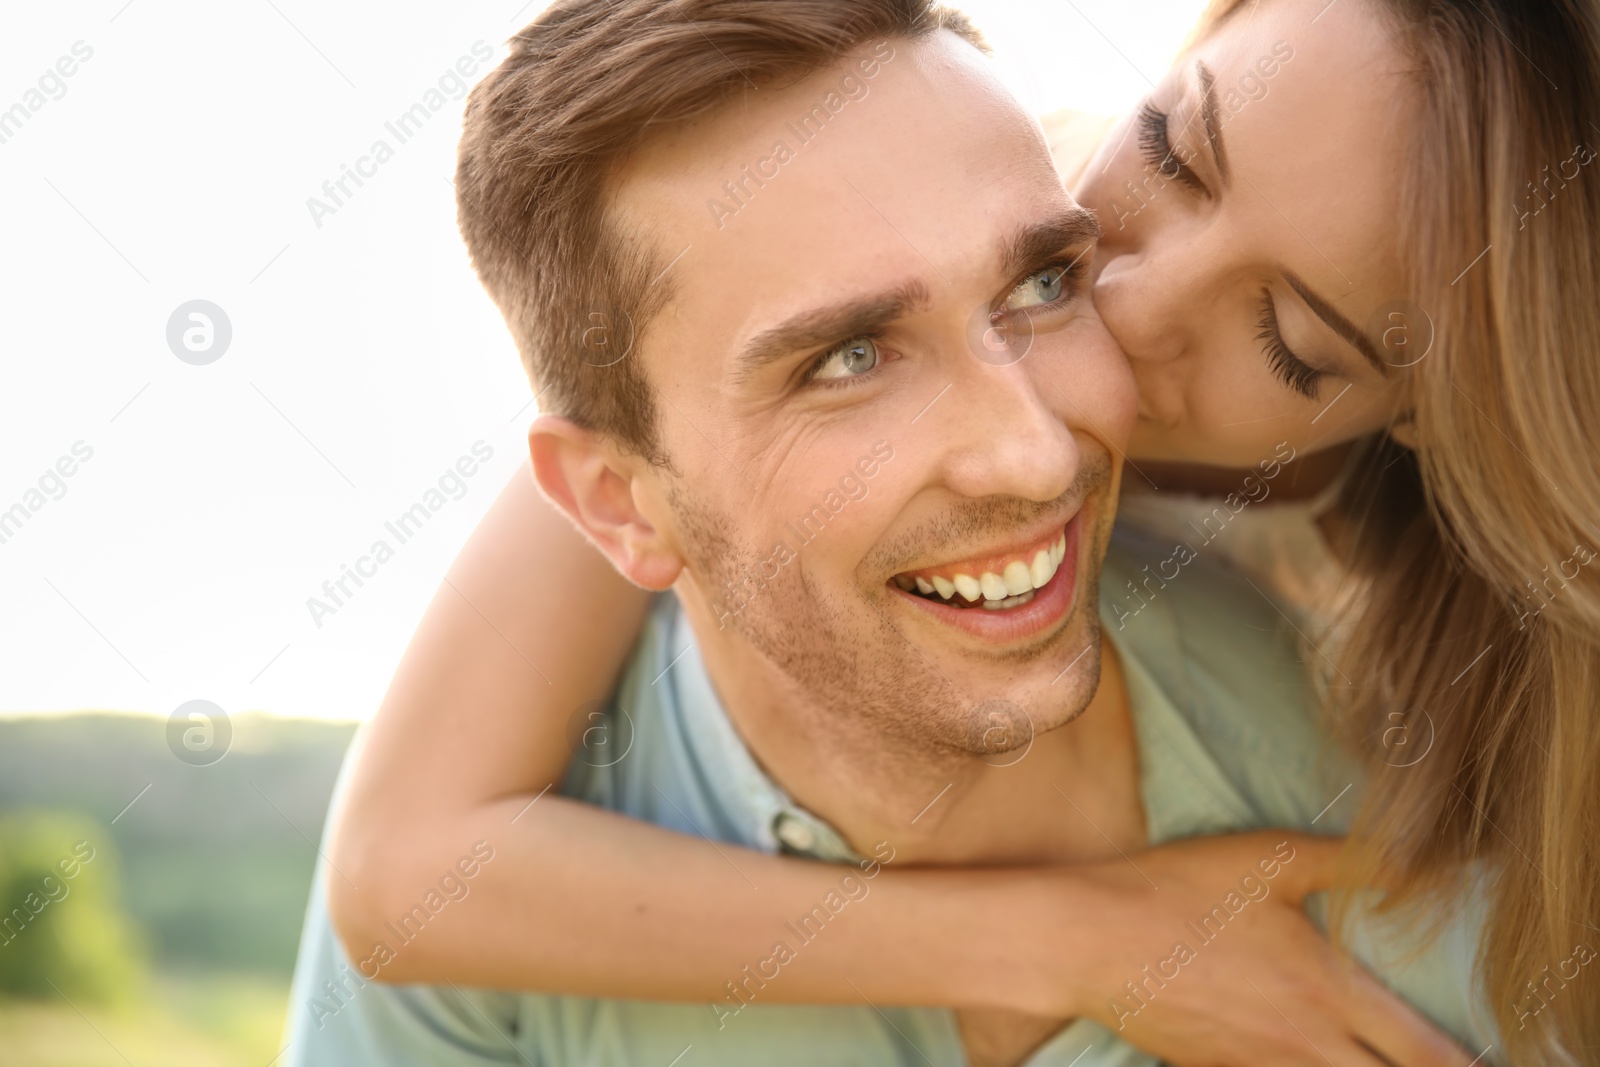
[1281,269,1390,374]
[1196,61,1231,184]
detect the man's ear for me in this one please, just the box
[527,415,683,591]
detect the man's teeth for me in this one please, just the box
[894,532,1069,608]
[1029,549,1054,588]
[982,591,1035,610]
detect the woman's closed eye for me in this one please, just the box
[1256,289,1327,401]
[1137,102,1206,194]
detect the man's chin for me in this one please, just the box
[871,498,1112,748]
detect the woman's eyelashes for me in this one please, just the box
[1256,290,1327,401]
[1137,102,1206,194]
[1135,97,1329,406]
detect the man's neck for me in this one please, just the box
[690,621,1146,867]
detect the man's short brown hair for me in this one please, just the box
[456,0,983,464]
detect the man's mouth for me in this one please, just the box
[890,525,1070,612]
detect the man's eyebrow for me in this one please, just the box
[1281,269,1389,374]
[735,280,931,381]
[1196,61,1230,185]
[1000,207,1101,281]
[735,209,1098,383]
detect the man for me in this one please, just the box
[285,1,1488,1064]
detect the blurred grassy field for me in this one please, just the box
[0,972,289,1067]
[0,711,356,1067]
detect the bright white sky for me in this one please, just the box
[0,0,1207,721]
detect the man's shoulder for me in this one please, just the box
[283,879,527,1066]
[1101,521,1356,832]
[1101,519,1303,669]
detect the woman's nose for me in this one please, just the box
[1081,157,1201,367]
[1093,246,1188,366]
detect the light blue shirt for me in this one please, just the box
[284,524,1500,1066]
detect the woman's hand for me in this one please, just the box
[1040,831,1476,1067]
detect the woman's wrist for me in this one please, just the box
[890,866,1105,1017]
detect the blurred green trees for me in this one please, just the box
[0,811,147,1003]
[0,714,355,977]
[0,713,356,1065]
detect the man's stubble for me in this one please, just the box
[663,450,1115,771]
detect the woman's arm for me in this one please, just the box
[325,462,996,1004]
[326,462,1469,1067]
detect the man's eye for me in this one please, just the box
[1004,267,1066,312]
[810,337,880,381]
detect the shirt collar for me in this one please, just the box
[656,595,860,864]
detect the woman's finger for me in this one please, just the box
[1345,969,1478,1067]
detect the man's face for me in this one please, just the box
[612,32,1137,756]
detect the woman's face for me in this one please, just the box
[1076,0,1418,469]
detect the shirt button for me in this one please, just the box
[774,815,817,853]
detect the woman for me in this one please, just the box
[326,0,1600,1063]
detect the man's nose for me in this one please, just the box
[931,349,1079,505]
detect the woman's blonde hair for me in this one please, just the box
[1196,1,1600,1060]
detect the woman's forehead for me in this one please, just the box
[1196,0,1413,294]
